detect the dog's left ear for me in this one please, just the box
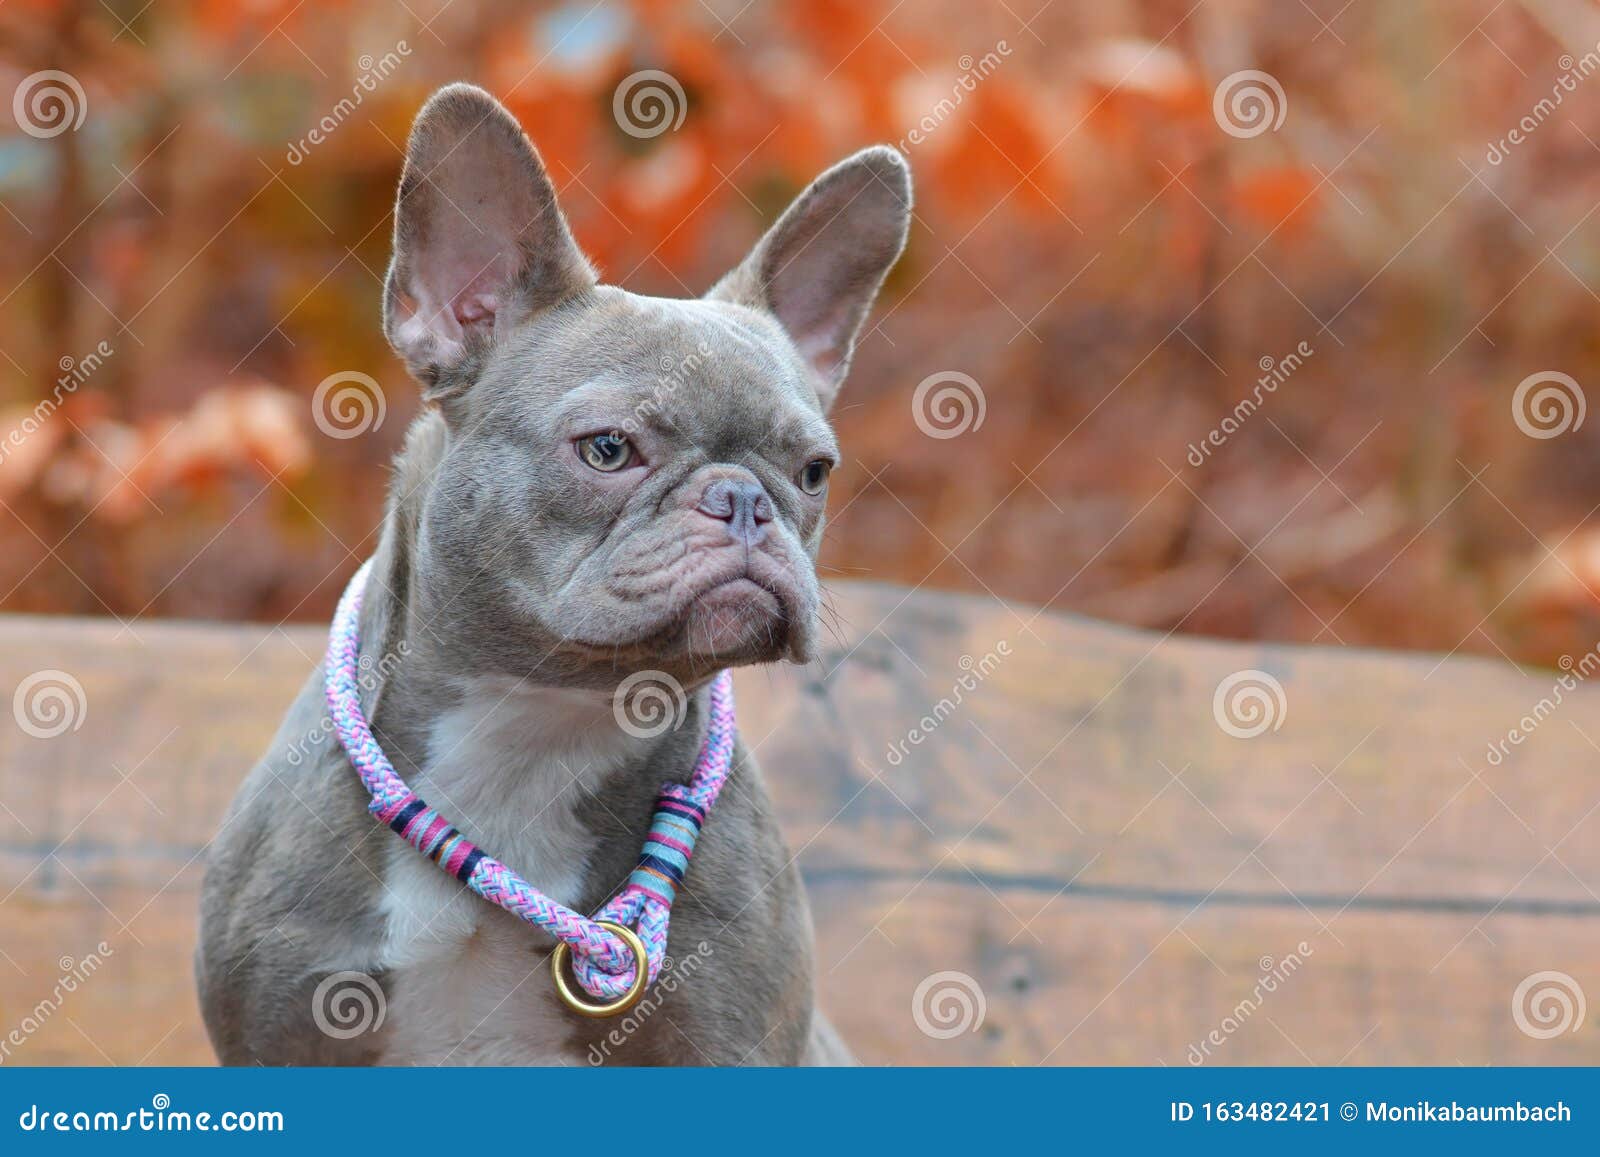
[709,147,911,411]
[384,83,595,398]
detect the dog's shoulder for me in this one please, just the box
[196,666,393,1064]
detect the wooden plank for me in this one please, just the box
[0,584,1596,1064]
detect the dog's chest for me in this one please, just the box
[373,680,635,1064]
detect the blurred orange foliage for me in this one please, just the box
[3,0,1600,667]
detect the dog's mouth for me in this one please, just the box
[682,576,788,659]
[564,552,810,666]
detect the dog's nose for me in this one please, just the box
[696,478,773,543]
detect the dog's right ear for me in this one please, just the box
[383,83,594,398]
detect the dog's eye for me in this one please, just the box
[798,458,831,495]
[576,433,635,472]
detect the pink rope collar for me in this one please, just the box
[323,559,735,999]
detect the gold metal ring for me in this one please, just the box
[550,921,650,1018]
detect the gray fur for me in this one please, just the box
[196,83,910,1066]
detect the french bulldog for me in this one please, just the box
[195,83,911,1065]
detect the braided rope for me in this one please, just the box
[323,559,735,999]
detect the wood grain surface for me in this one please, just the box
[1,582,1597,1065]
